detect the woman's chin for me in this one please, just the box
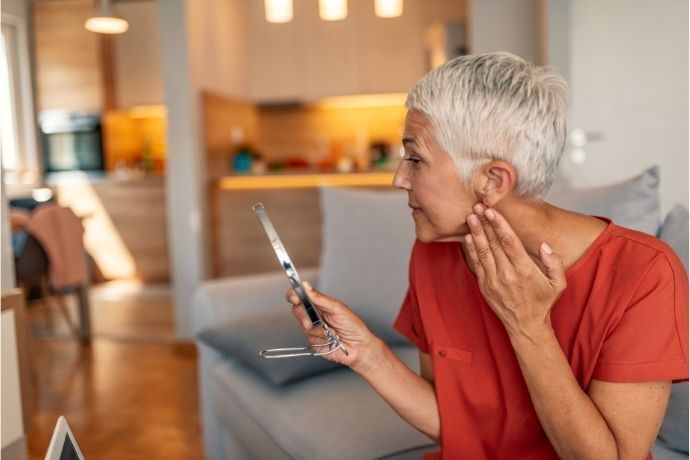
[415,225,466,243]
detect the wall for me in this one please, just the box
[257,103,407,162]
[557,0,688,215]
[158,0,208,338]
[159,0,254,338]
[202,91,259,178]
[1,171,25,458]
[2,2,26,456]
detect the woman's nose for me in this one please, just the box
[392,161,411,190]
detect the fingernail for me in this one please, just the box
[485,209,495,220]
[303,281,313,291]
[473,204,484,215]
[541,242,553,254]
[468,214,480,226]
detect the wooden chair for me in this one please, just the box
[14,204,91,343]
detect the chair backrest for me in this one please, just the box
[14,233,50,282]
[26,204,86,289]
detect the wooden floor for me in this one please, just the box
[25,282,204,460]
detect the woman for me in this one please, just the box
[287,52,688,459]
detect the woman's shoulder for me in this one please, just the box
[603,223,686,277]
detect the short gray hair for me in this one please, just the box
[406,52,569,200]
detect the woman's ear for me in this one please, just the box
[475,160,516,206]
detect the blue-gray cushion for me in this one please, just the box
[198,308,342,386]
[656,204,689,454]
[547,166,661,235]
[319,187,415,345]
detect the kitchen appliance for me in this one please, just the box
[39,110,104,173]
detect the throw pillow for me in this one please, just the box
[547,166,661,235]
[657,204,689,454]
[319,187,415,346]
[198,308,342,386]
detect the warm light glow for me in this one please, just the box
[129,105,167,119]
[84,16,129,34]
[375,0,403,18]
[218,172,394,190]
[32,188,54,202]
[319,0,348,21]
[54,172,137,279]
[265,0,293,23]
[314,93,407,109]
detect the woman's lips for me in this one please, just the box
[408,204,422,215]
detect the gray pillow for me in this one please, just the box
[547,166,661,235]
[198,308,342,386]
[319,187,415,345]
[657,204,689,454]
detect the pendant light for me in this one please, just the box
[84,0,129,34]
[375,0,403,18]
[319,0,348,21]
[264,0,293,23]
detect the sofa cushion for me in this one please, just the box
[547,166,661,235]
[657,204,689,454]
[659,205,689,269]
[210,345,435,460]
[198,308,342,386]
[319,187,415,345]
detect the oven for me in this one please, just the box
[39,110,104,173]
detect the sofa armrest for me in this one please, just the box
[193,268,320,334]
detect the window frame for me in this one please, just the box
[1,12,40,185]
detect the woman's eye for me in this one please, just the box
[405,157,421,167]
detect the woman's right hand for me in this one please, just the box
[286,282,380,371]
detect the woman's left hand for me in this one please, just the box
[464,203,567,341]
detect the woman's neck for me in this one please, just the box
[491,197,608,270]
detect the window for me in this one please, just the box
[1,28,19,171]
[1,17,38,184]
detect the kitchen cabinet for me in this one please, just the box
[111,1,163,108]
[295,0,360,100]
[249,0,465,102]
[55,177,170,282]
[355,0,427,95]
[211,172,394,277]
[33,0,104,111]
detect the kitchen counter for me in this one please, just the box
[210,171,397,277]
[215,171,395,190]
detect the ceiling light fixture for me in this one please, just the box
[264,0,294,23]
[84,0,129,34]
[319,0,348,21]
[375,0,403,18]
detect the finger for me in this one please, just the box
[483,207,530,267]
[302,282,344,314]
[463,234,485,280]
[292,303,313,330]
[539,243,567,291]
[467,213,497,276]
[286,288,300,305]
[473,203,512,269]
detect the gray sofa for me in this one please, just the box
[194,167,688,460]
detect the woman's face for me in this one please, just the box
[393,110,477,243]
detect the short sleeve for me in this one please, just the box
[394,243,430,354]
[593,255,689,383]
